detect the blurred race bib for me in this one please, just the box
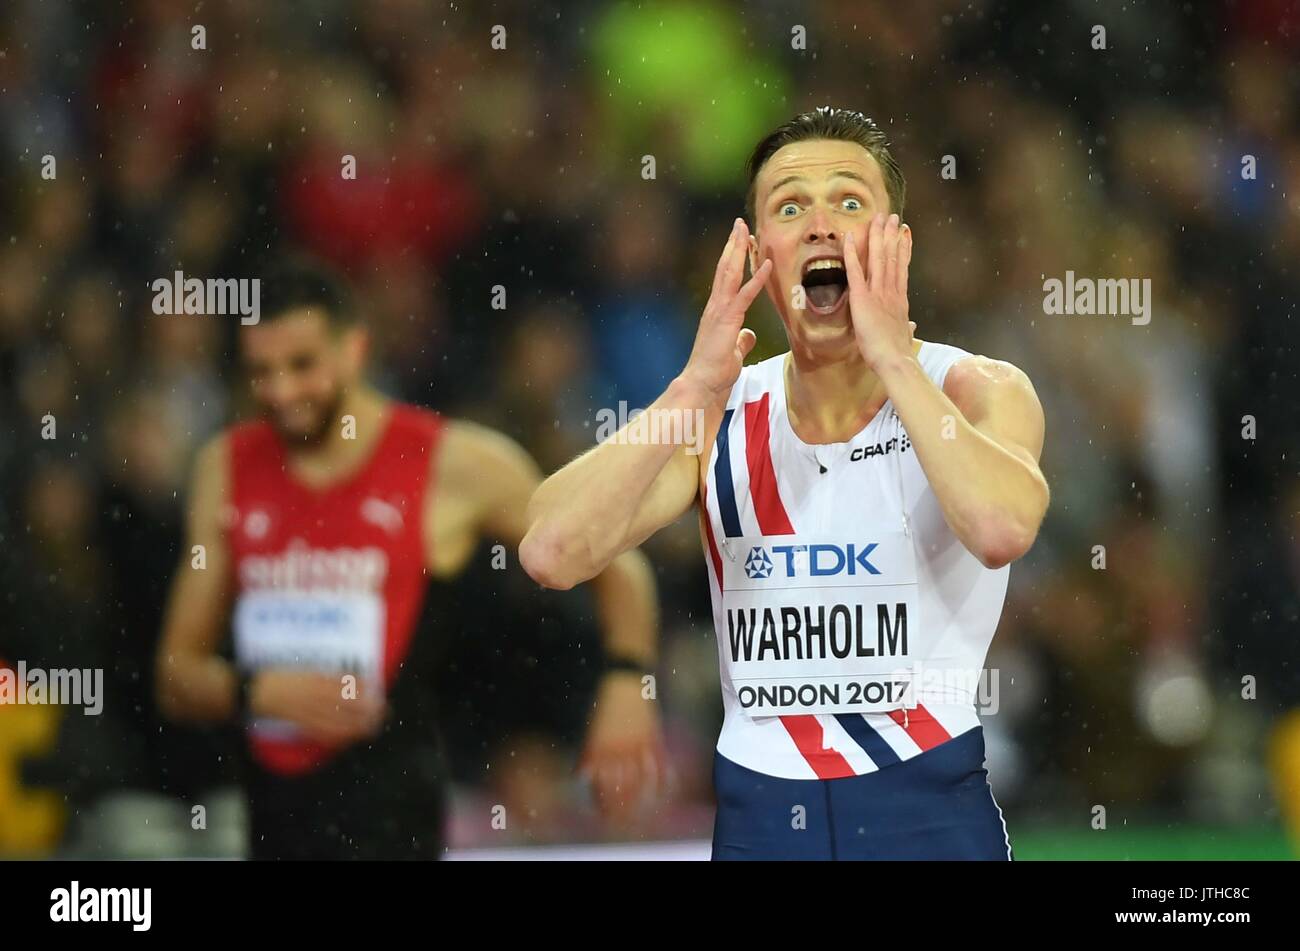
[233,591,385,740]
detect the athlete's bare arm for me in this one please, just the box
[430,420,666,818]
[844,212,1049,568]
[517,394,701,591]
[156,435,238,721]
[156,436,384,744]
[521,219,773,590]
[937,356,1049,562]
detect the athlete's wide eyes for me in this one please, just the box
[778,202,800,217]
[842,197,863,212]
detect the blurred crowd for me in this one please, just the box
[0,0,1297,856]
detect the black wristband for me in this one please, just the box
[602,653,651,677]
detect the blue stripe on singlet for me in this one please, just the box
[713,408,743,537]
[834,714,902,768]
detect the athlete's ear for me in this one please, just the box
[748,232,759,277]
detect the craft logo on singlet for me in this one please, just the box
[848,432,911,462]
[239,539,388,592]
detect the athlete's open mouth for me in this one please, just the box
[800,257,847,315]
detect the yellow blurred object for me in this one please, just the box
[1269,708,1300,857]
[0,698,65,855]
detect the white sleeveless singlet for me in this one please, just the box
[699,342,1009,780]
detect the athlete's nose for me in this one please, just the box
[262,370,302,409]
[803,205,838,246]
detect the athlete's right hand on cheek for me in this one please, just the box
[250,670,387,745]
[679,218,771,403]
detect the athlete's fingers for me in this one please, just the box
[898,224,913,298]
[601,744,660,815]
[299,713,362,745]
[882,214,901,291]
[619,749,646,792]
[641,743,668,800]
[867,212,887,289]
[638,746,660,800]
[843,231,867,295]
[580,743,629,797]
[613,755,633,797]
[327,688,381,722]
[626,750,657,815]
[593,757,622,803]
[662,759,680,800]
[735,328,757,362]
[302,686,382,741]
[719,219,750,301]
[357,699,386,734]
[315,705,372,740]
[710,219,743,299]
[732,258,771,316]
[616,754,643,803]
[604,761,638,819]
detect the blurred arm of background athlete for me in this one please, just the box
[430,421,666,819]
[521,219,772,591]
[156,419,667,816]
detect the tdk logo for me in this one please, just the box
[745,543,880,579]
[744,547,774,580]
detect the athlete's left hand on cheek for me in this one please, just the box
[844,213,916,371]
[578,672,671,825]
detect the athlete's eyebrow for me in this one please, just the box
[767,170,870,197]
[830,170,869,187]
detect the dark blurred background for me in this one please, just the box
[0,0,1297,858]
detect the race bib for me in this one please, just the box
[233,590,386,740]
[720,532,919,717]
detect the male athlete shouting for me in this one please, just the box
[522,108,1050,860]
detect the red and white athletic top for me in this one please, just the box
[224,403,443,776]
[699,342,1009,780]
